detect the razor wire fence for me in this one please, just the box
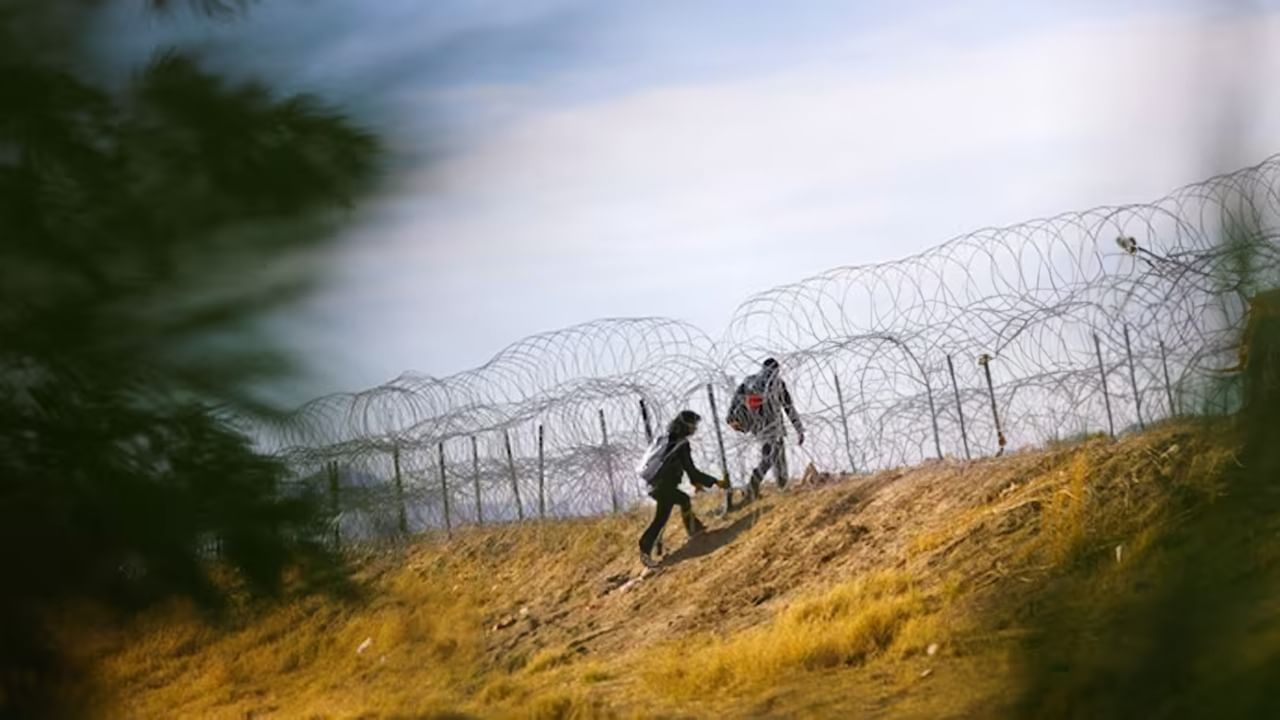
[258,154,1280,547]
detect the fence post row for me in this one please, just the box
[537,424,546,519]
[438,441,452,537]
[833,372,857,472]
[978,354,1007,456]
[598,409,619,514]
[1093,333,1116,438]
[705,382,732,514]
[946,355,971,460]
[392,445,408,536]
[341,341,1184,535]
[470,435,483,526]
[503,429,524,521]
[1123,325,1145,430]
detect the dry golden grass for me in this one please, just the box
[1039,451,1091,564]
[88,560,492,718]
[638,570,931,700]
[72,420,1265,719]
[525,645,576,674]
[522,690,620,720]
[579,664,614,684]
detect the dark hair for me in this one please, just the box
[763,357,780,371]
[667,409,701,438]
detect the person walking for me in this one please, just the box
[636,410,728,568]
[728,358,805,499]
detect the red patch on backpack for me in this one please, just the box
[745,394,764,411]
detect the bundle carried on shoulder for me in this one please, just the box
[726,372,769,433]
[635,435,687,485]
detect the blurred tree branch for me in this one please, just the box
[0,2,380,715]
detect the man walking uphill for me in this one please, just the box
[728,358,805,499]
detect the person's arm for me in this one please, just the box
[782,381,805,444]
[677,442,720,489]
[727,383,747,431]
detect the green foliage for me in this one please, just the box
[0,2,379,714]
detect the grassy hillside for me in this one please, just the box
[66,420,1280,719]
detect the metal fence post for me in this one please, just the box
[834,372,857,472]
[438,441,452,537]
[706,383,732,513]
[1093,333,1116,438]
[392,445,408,536]
[924,372,943,460]
[1124,325,1145,430]
[639,398,654,443]
[471,436,483,526]
[503,429,524,521]
[537,424,546,519]
[1159,339,1177,418]
[947,355,971,460]
[598,409,619,514]
[978,354,1007,456]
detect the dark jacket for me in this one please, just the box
[737,370,804,439]
[649,435,719,498]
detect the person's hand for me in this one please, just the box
[797,430,806,447]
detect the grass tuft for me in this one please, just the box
[640,571,930,699]
[525,690,618,720]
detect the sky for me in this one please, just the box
[89,0,1280,403]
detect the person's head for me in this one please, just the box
[762,357,780,376]
[667,409,702,438]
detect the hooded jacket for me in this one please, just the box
[736,367,804,440]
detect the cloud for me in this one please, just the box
[86,2,1280,398]
[302,6,1280,390]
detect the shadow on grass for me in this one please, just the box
[662,505,774,568]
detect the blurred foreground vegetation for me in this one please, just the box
[0,1,378,715]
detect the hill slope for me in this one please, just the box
[72,421,1280,719]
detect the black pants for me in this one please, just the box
[750,438,789,490]
[639,489,700,555]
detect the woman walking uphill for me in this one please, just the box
[637,410,728,568]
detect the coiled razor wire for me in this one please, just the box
[257,154,1280,544]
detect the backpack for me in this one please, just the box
[635,436,687,485]
[726,373,769,433]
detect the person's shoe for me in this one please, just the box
[748,477,762,500]
[777,476,788,490]
[640,550,660,569]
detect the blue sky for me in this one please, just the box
[91,0,1280,402]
